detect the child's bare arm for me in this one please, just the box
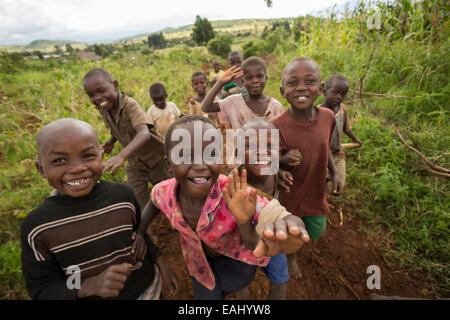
[102,124,150,174]
[237,220,259,250]
[201,66,244,113]
[77,263,132,299]
[344,129,363,147]
[328,150,343,195]
[131,200,161,261]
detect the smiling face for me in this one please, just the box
[281,59,323,112]
[167,120,220,200]
[323,80,349,109]
[191,75,208,96]
[243,64,267,97]
[83,75,119,112]
[36,120,103,198]
[241,120,277,177]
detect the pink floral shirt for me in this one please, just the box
[151,174,270,290]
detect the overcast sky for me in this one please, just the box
[0,0,355,45]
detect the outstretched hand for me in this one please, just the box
[102,154,125,174]
[253,215,310,258]
[223,168,257,225]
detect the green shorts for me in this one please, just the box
[302,215,327,241]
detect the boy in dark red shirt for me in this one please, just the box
[271,57,343,278]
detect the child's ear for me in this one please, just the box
[319,82,324,95]
[280,85,285,98]
[113,80,119,91]
[35,160,46,178]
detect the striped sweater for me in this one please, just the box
[20,181,161,300]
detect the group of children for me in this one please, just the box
[20,50,362,300]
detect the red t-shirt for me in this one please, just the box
[271,107,336,217]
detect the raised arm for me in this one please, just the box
[201,65,244,113]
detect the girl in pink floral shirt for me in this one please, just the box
[132,115,309,299]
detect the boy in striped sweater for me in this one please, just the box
[20,118,178,300]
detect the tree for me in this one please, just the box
[192,15,215,46]
[207,34,233,58]
[147,32,167,49]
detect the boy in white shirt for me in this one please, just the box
[147,83,182,141]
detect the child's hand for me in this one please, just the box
[278,169,293,193]
[353,139,363,148]
[331,172,343,195]
[280,149,302,167]
[101,139,115,154]
[223,168,257,225]
[156,256,179,297]
[220,65,244,85]
[253,215,310,258]
[102,154,125,174]
[131,232,147,262]
[77,263,132,299]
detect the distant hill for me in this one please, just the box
[1,39,87,52]
[118,17,291,43]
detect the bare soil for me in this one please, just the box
[151,198,436,300]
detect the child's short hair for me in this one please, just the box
[228,51,244,60]
[241,56,267,74]
[281,56,321,82]
[83,68,114,83]
[191,71,207,82]
[149,83,167,97]
[324,75,349,90]
[164,115,217,157]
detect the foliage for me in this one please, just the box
[147,32,167,49]
[207,34,233,58]
[191,15,216,45]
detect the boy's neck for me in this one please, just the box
[289,104,318,122]
[195,93,206,102]
[322,101,339,113]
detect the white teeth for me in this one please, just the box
[100,101,107,107]
[296,96,307,101]
[255,161,270,165]
[65,178,90,186]
[191,177,208,184]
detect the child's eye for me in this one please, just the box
[83,153,98,159]
[51,158,65,164]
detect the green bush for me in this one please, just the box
[207,34,233,58]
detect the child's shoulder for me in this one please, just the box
[318,106,336,120]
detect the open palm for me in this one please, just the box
[223,168,257,224]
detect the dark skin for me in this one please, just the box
[321,80,363,147]
[279,59,343,279]
[201,64,270,117]
[36,119,176,299]
[83,75,151,174]
[132,121,309,260]
[190,75,208,104]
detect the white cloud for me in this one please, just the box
[0,0,352,45]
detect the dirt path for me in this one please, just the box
[151,198,435,300]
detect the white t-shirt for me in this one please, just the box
[147,101,181,140]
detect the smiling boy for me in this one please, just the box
[270,57,342,278]
[20,118,178,299]
[83,68,172,210]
